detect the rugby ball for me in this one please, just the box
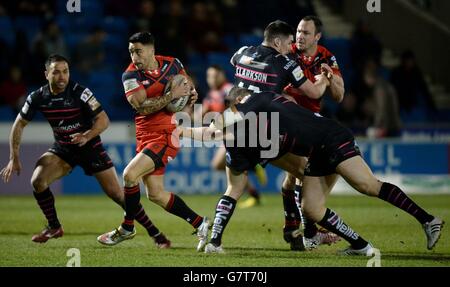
[166,95,190,112]
[165,74,190,112]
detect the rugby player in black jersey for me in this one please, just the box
[181,85,443,255]
[230,20,336,250]
[0,55,170,248]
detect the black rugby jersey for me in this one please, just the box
[20,81,103,145]
[224,91,353,166]
[230,45,307,94]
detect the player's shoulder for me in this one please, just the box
[275,52,298,70]
[156,55,184,69]
[70,81,95,103]
[124,62,139,73]
[317,45,335,59]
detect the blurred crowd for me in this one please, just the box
[0,0,440,137]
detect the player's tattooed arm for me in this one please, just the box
[135,79,189,115]
[135,92,173,115]
[10,115,28,160]
[0,115,28,182]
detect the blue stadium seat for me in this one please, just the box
[322,37,351,70]
[101,17,129,34]
[206,52,235,81]
[239,34,263,48]
[223,34,240,53]
[0,106,16,121]
[13,16,43,45]
[64,32,87,50]
[0,16,15,47]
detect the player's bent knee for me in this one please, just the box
[31,177,48,192]
[122,169,139,186]
[282,173,297,189]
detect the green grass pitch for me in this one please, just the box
[0,194,449,267]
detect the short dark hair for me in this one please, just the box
[129,31,155,46]
[263,20,294,42]
[45,54,69,69]
[301,15,323,34]
[225,86,251,106]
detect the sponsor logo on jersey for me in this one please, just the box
[21,102,30,114]
[123,78,140,93]
[87,96,101,111]
[80,88,93,102]
[53,122,81,133]
[239,55,254,65]
[292,66,304,81]
[284,60,296,70]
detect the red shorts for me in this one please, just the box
[136,131,180,175]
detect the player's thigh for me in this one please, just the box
[94,167,123,202]
[335,156,382,196]
[31,152,72,187]
[211,146,226,170]
[123,152,156,183]
[224,167,247,200]
[271,153,307,179]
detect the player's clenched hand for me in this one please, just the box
[0,159,22,183]
[170,79,190,100]
[315,73,331,86]
[320,63,333,79]
[70,133,88,147]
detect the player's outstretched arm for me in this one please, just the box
[0,114,28,182]
[70,111,109,147]
[320,63,344,103]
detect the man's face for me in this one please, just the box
[275,34,294,55]
[206,67,225,90]
[296,20,320,52]
[129,42,154,70]
[45,61,69,91]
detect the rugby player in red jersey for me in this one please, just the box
[97,32,210,251]
[281,16,345,250]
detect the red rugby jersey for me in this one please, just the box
[284,44,341,112]
[122,55,186,134]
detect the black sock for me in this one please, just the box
[294,185,318,237]
[135,203,160,237]
[210,195,237,246]
[282,188,300,230]
[166,193,203,228]
[318,208,368,249]
[378,182,434,224]
[295,184,302,206]
[121,185,141,231]
[247,186,260,200]
[33,188,60,229]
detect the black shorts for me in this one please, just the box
[304,130,361,177]
[225,146,288,173]
[48,137,113,176]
